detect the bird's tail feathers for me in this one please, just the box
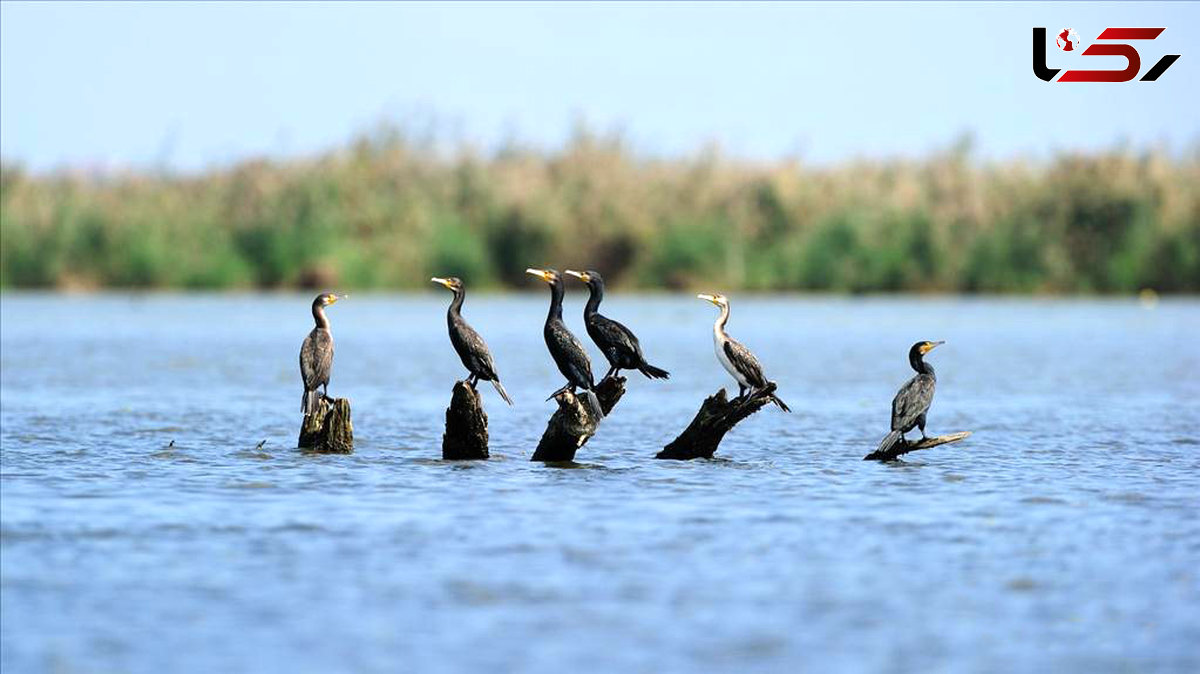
[583,388,605,420]
[876,430,903,455]
[491,378,514,406]
[770,393,791,413]
[302,389,321,416]
[638,362,670,380]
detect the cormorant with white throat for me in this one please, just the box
[299,293,344,415]
[697,293,790,412]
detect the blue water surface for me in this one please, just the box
[2,293,1198,673]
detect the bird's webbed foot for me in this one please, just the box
[545,385,570,401]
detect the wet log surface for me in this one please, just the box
[531,375,626,462]
[298,397,353,453]
[657,383,779,460]
[442,381,489,460]
[862,431,971,462]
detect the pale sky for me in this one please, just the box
[1,1,1196,171]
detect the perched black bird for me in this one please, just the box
[526,268,604,418]
[299,292,344,415]
[875,340,944,454]
[431,276,513,405]
[564,269,669,381]
[697,293,790,412]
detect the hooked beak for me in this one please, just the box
[525,268,552,282]
[430,277,452,289]
[923,340,945,354]
[564,270,588,282]
[328,294,346,305]
[697,293,718,305]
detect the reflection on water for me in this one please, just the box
[2,293,1199,673]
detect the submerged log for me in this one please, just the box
[531,375,626,462]
[442,381,489,460]
[862,431,971,462]
[657,383,780,460]
[298,397,354,453]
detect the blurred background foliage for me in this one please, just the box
[2,126,1197,293]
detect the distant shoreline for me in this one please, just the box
[3,133,1196,293]
[2,290,1192,302]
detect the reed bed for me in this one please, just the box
[3,129,1197,292]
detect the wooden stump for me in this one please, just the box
[531,375,626,462]
[298,397,353,453]
[442,381,489,460]
[862,431,971,462]
[657,383,780,460]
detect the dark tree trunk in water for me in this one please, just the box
[443,381,489,460]
[298,397,354,453]
[532,375,626,462]
[862,431,971,462]
[657,383,779,460]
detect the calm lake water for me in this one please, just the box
[1,293,1198,673]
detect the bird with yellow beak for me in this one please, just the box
[875,340,945,454]
[526,268,604,418]
[563,269,670,381]
[697,292,790,412]
[299,292,346,416]
[431,276,513,405]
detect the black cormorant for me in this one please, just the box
[431,276,513,405]
[299,292,343,416]
[525,268,604,418]
[697,293,790,412]
[876,340,943,453]
[564,269,670,381]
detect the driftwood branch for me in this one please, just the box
[531,375,626,462]
[657,383,779,460]
[442,381,489,460]
[298,397,354,453]
[862,431,971,462]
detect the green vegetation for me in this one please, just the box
[2,129,1197,292]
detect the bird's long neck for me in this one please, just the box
[713,303,730,339]
[312,302,330,330]
[584,280,603,318]
[546,280,564,323]
[910,352,935,377]
[448,288,465,317]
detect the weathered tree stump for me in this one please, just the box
[298,397,353,453]
[863,431,971,462]
[442,381,489,460]
[531,375,626,462]
[657,383,780,460]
